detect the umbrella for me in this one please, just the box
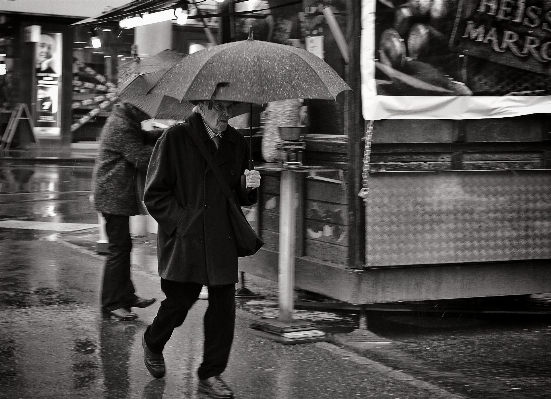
[147,31,352,166]
[148,36,351,104]
[117,50,195,120]
[118,49,252,120]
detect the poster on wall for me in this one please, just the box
[361,0,551,119]
[35,31,62,136]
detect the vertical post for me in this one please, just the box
[97,212,109,254]
[358,305,368,330]
[130,215,148,237]
[278,170,297,322]
[346,0,365,269]
[134,21,172,57]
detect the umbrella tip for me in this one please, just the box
[248,26,254,41]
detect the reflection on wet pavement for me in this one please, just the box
[141,379,166,399]
[2,163,551,398]
[0,165,96,225]
[99,321,138,398]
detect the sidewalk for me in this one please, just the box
[59,227,551,399]
[55,228,464,399]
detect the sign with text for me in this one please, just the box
[451,0,551,76]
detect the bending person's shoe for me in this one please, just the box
[103,307,138,321]
[131,297,156,308]
[142,333,165,378]
[198,375,234,398]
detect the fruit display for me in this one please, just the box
[375,0,473,95]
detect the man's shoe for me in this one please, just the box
[132,297,156,308]
[198,375,234,398]
[142,333,165,378]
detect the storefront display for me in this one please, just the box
[35,30,63,137]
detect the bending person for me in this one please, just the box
[92,101,162,320]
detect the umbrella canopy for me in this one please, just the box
[118,49,254,120]
[117,49,194,120]
[147,37,351,105]
[118,49,186,89]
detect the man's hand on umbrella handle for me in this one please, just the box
[244,169,261,189]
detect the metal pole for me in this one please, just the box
[278,170,297,322]
[358,305,368,330]
[96,212,109,254]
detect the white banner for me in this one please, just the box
[360,0,551,120]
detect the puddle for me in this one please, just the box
[74,337,97,355]
[0,287,77,309]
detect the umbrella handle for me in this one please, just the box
[249,103,254,170]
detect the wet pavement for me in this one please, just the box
[1,161,551,398]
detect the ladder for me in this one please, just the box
[0,103,37,151]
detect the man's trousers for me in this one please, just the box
[144,279,236,380]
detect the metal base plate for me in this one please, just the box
[249,328,326,345]
[250,318,326,344]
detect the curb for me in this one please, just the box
[317,341,466,399]
[0,157,95,166]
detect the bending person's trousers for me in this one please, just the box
[101,213,137,312]
[144,279,236,380]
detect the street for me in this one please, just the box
[0,163,550,398]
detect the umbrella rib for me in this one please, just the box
[287,50,337,100]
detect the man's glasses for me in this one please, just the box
[210,102,233,114]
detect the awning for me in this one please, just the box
[72,0,301,27]
[72,0,187,26]
[0,0,129,18]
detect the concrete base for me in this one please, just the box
[249,328,327,345]
[250,318,326,344]
[331,329,392,347]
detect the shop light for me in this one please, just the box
[91,36,102,48]
[119,8,187,29]
[176,8,188,25]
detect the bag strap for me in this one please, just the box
[184,122,234,200]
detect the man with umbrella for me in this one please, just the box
[141,97,261,398]
[134,33,348,397]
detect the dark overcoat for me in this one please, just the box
[144,112,256,286]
